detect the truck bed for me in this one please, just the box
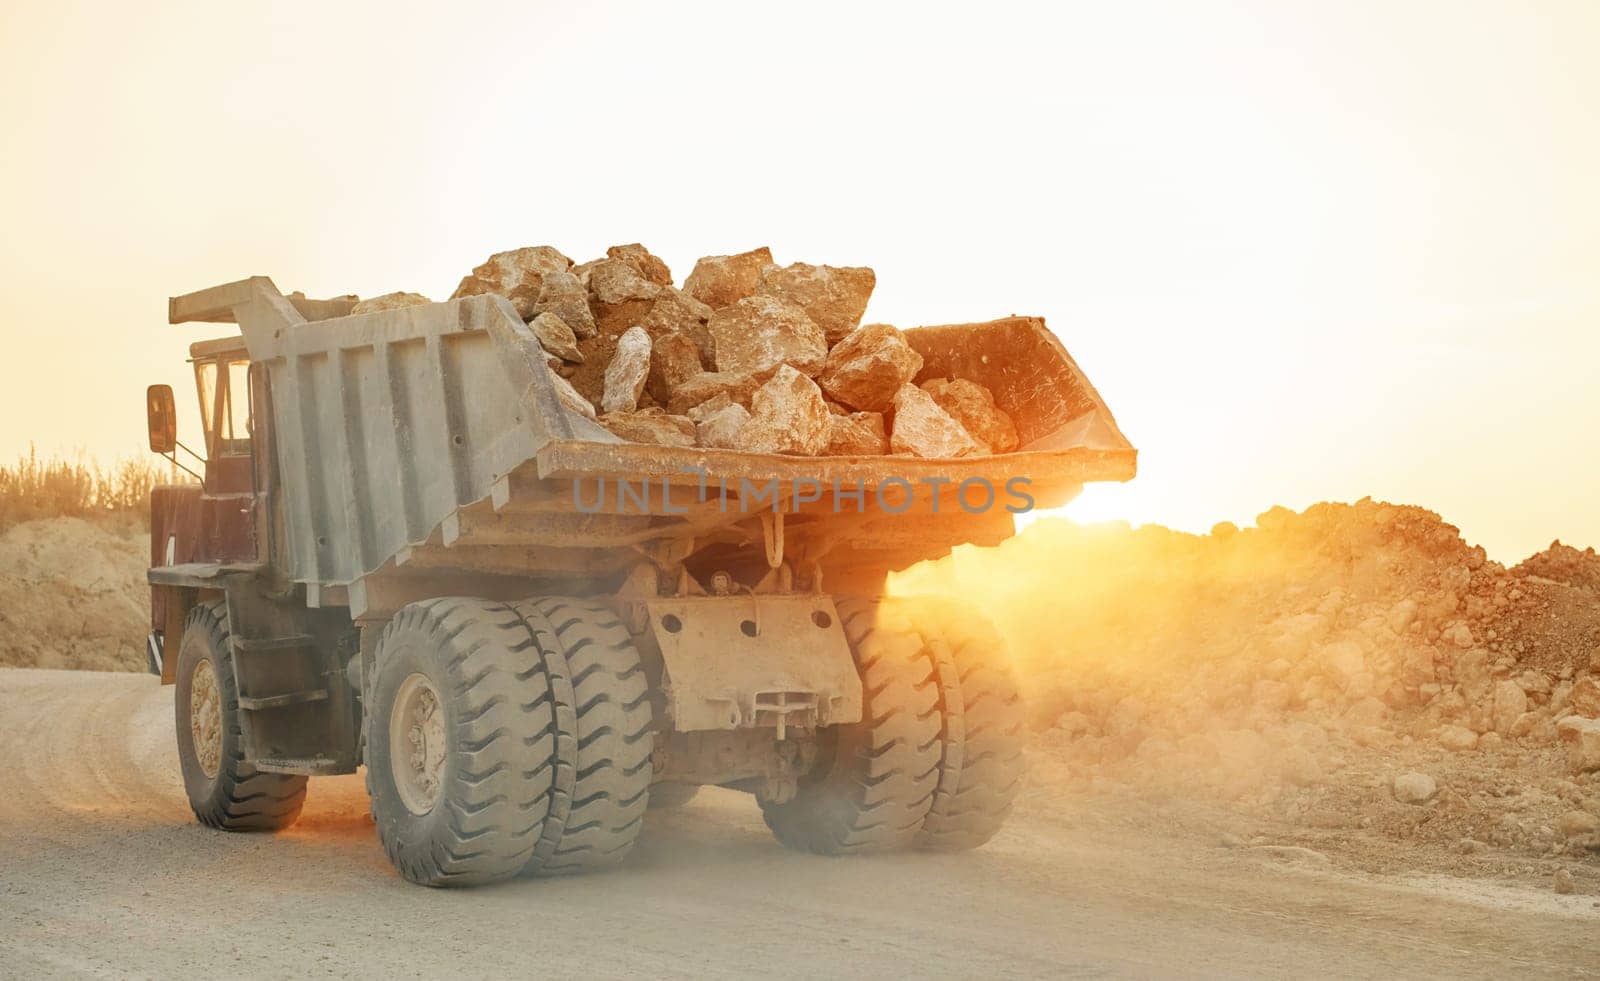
[171,277,1135,598]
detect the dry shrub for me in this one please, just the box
[0,446,172,531]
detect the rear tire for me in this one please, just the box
[366,598,558,887]
[174,600,307,832]
[514,598,653,875]
[911,600,1026,851]
[760,598,943,854]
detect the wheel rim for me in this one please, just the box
[190,657,222,778]
[390,673,447,815]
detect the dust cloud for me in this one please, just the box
[894,500,1600,863]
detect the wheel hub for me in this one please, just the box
[390,673,447,815]
[190,657,223,778]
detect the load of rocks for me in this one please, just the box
[897,500,1600,865]
[423,243,1019,457]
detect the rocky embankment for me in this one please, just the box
[897,501,1600,874]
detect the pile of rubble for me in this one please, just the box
[895,501,1600,864]
[359,244,1019,457]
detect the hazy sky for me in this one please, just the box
[1,1,1595,561]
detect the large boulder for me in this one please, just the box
[889,384,983,458]
[599,408,696,447]
[533,270,597,338]
[451,245,572,319]
[587,256,663,307]
[756,262,875,344]
[664,369,775,415]
[1557,716,1600,774]
[683,247,773,309]
[921,377,1020,453]
[530,312,583,363]
[817,323,923,412]
[639,287,716,367]
[824,411,889,455]
[605,243,672,287]
[710,295,827,376]
[645,331,703,405]
[601,326,652,414]
[1392,771,1438,805]
[351,291,431,315]
[734,366,830,456]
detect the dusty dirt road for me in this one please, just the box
[1,669,1596,979]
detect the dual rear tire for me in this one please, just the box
[364,597,653,887]
[760,597,1025,854]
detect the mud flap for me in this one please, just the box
[643,596,863,734]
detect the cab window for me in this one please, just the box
[193,357,252,457]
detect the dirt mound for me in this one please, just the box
[1515,540,1600,594]
[0,516,148,672]
[893,499,1600,869]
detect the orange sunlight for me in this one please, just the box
[2,1,1598,561]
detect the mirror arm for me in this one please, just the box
[174,438,207,467]
[162,451,204,483]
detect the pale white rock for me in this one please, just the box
[1392,771,1438,805]
[451,245,572,319]
[754,261,875,344]
[530,312,583,363]
[533,270,597,339]
[888,384,982,458]
[710,295,827,376]
[734,365,831,456]
[921,377,1020,453]
[601,326,652,414]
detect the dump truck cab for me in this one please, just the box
[146,338,258,679]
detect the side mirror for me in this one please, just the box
[147,384,176,454]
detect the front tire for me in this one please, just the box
[174,600,307,832]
